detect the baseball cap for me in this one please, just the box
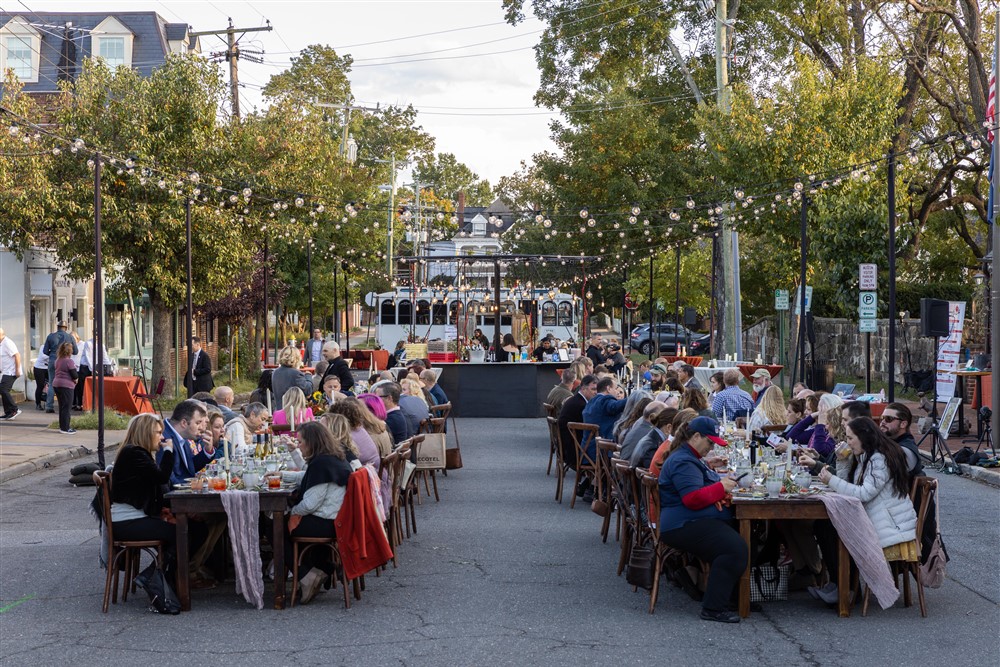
[688,416,727,445]
[650,363,668,375]
[751,368,771,379]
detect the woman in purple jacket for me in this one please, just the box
[52,342,78,434]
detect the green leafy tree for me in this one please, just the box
[413,152,493,206]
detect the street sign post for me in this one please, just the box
[858,292,877,319]
[793,286,813,315]
[859,263,878,291]
[775,289,789,311]
[859,319,877,333]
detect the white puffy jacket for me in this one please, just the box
[828,452,917,548]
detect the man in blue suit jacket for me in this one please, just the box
[158,399,213,487]
[581,376,628,459]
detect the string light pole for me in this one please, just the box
[93,151,106,466]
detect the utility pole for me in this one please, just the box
[316,100,379,159]
[190,18,271,121]
[715,0,740,359]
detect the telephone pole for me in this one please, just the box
[316,99,380,160]
[190,18,271,121]
[715,0,742,359]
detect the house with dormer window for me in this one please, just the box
[0,11,203,400]
[425,198,517,289]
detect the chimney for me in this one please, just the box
[457,191,465,230]
[57,22,76,82]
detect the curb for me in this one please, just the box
[956,462,1000,488]
[0,441,121,484]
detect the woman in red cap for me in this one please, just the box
[659,415,746,623]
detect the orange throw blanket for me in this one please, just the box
[335,468,394,579]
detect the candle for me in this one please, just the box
[266,388,272,414]
[290,407,296,431]
[223,437,230,466]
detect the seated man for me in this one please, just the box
[558,374,598,469]
[213,386,239,423]
[711,368,754,420]
[375,382,413,445]
[158,399,213,488]
[420,369,448,406]
[545,368,576,415]
[581,377,628,458]
[878,402,924,481]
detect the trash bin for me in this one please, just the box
[806,360,836,393]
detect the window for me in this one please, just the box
[98,36,125,67]
[397,300,412,325]
[557,301,573,326]
[541,301,557,327]
[380,300,396,325]
[500,301,515,326]
[449,301,463,324]
[416,300,431,325]
[206,317,215,344]
[6,35,33,79]
[431,301,447,325]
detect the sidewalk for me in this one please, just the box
[0,400,126,482]
[900,399,999,487]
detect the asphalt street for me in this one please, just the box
[0,418,998,667]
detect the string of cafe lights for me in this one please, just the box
[2,104,993,275]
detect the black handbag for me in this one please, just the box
[625,546,656,591]
[134,561,181,614]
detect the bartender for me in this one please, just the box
[532,336,554,361]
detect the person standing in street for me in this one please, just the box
[0,328,22,420]
[183,336,214,396]
[52,342,78,434]
[32,349,48,411]
[305,329,326,366]
[41,321,76,413]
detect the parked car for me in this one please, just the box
[629,323,710,355]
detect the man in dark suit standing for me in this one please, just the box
[184,336,214,397]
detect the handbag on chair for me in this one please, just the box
[625,545,655,591]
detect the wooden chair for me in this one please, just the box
[610,457,639,576]
[639,472,670,614]
[595,438,621,543]
[400,436,424,537]
[542,403,557,474]
[92,471,165,613]
[428,402,459,470]
[415,423,442,502]
[762,424,786,434]
[379,450,400,566]
[289,536,357,608]
[390,444,411,547]
[566,423,600,510]
[861,477,936,617]
[546,416,570,503]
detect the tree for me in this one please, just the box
[413,152,493,206]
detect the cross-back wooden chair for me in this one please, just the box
[566,422,600,510]
[542,403,557,474]
[93,471,165,613]
[595,438,621,543]
[862,477,937,617]
[546,416,570,503]
[379,450,400,566]
[400,435,425,537]
[639,472,671,614]
[428,402,459,466]
[416,419,444,502]
[610,457,639,576]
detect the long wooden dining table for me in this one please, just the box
[732,496,851,618]
[165,489,292,611]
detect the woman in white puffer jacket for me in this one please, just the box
[800,417,918,603]
[819,417,918,546]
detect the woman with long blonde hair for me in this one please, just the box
[273,387,314,429]
[747,385,786,432]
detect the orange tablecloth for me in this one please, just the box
[736,364,783,381]
[664,356,704,367]
[82,376,155,415]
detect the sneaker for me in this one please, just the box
[0,413,9,420]
[298,568,325,605]
[5,409,21,420]
[45,408,55,414]
[808,582,837,602]
[700,608,740,623]
[60,428,77,435]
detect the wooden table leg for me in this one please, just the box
[272,510,286,610]
[175,512,191,612]
[739,518,752,618]
[837,537,850,618]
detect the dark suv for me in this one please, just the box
[629,323,711,355]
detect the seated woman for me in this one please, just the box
[325,398,390,513]
[630,408,677,469]
[354,394,393,456]
[649,408,698,476]
[285,419,361,604]
[225,402,271,457]
[273,387,315,430]
[102,413,177,579]
[613,396,653,445]
[202,408,227,460]
[784,393,840,451]
[398,378,430,434]
[746,385,786,433]
[500,333,519,362]
[659,416,745,623]
[707,371,724,400]
[680,387,715,418]
[799,417,918,603]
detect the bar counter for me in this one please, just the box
[435,361,572,418]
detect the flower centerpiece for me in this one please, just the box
[308,391,328,417]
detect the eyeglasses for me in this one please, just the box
[881,416,901,424]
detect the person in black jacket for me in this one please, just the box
[557,374,598,471]
[183,337,214,396]
[106,414,177,574]
[319,341,355,394]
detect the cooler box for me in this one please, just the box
[428,352,457,364]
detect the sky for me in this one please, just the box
[5,0,557,185]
